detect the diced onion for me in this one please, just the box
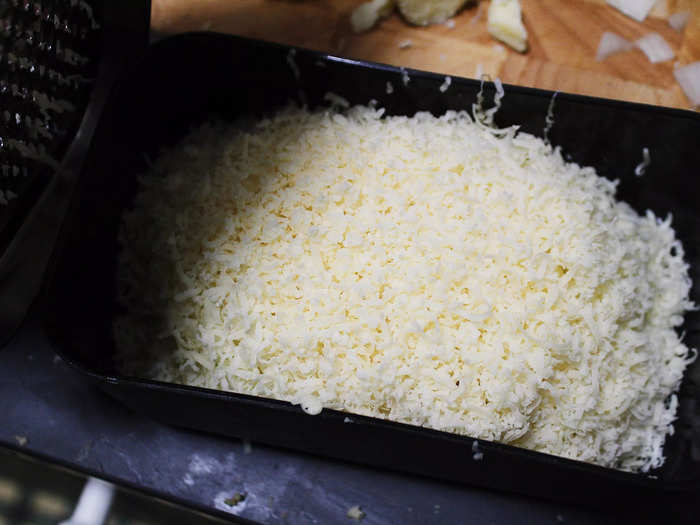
[668,11,690,33]
[635,33,675,64]
[606,0,657,23]
[596,31,633,62]
[674,62,700,107]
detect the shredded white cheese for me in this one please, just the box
[324,92,350,109]
[635,147,650,177]
[116,104,695,472]
[544,91,558,145]
[401,67,410,86]
[286,48,300,80]
[439,76,452,93]
[472,440,483,461]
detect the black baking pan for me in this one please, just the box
[42,32,700,506]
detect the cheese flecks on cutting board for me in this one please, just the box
[116,104,695,473]
[488,0,528,53]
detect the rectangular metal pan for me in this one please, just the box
[42,32,700,506]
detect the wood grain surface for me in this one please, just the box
[151,0,699,109]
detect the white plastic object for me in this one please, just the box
[60,477,115,525]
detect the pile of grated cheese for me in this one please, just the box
[115,103,696,472]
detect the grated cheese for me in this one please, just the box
[634,147,650,177]
[286,48,300,80]
[439,76,452,93]
[116,103,695,472]
[401,67,411,86]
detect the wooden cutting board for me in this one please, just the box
[151,0,699,110]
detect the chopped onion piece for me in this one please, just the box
[606,0,657,23]
[674,62,700,107]
[596,31,633,62]
[668,11,690,33]
[635,33,675,64]
[398,39,413,49]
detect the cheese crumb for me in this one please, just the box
[488,0,528,52]
[351,0,396,32]
[634,147,650,177]
[347,505,365,520]
[398,0,470,26]
[117,103,695,473]
[401,67,410,85]
[286,49,300,80]
[439,76,452,92]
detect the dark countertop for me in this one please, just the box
[0,316,696,525]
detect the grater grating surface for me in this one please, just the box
[0,0,101,252]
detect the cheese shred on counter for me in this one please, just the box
[115,104,695,472]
